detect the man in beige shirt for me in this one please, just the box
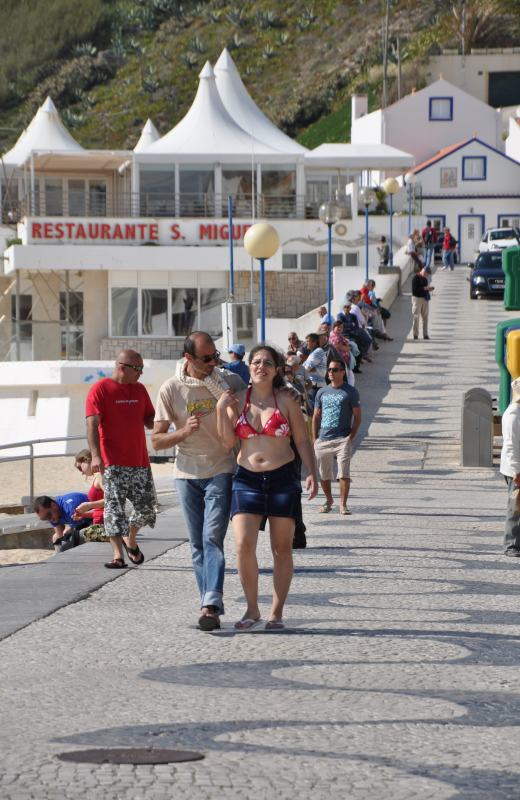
[152,331,245,631]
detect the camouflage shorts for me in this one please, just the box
[104,466,157,538]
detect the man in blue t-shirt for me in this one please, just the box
[34,492,90,552]
[312,359,361,515]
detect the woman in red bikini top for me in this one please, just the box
[216,345,318,633]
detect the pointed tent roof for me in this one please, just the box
[140,61,288,162]
[2,97,84,167]
[214,48,307,155]
[134,119,160,152]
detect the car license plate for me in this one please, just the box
[492,280,504,287]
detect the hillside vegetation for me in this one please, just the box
[0,0,519,153]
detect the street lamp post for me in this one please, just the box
[244,222,280,343]
[318,201,340,320]
[404,171,417,235]
[382,177,400,266]
[358,187,376,282]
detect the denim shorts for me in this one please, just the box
[231,461,302,520]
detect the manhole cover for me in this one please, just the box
[56,748,204,765]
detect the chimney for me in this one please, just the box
[351,94,368,121]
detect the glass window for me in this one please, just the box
[179,166,215,216]
[200,288,226,338]
[59,291,83,324]
[301,253,318,271]
[282,253,298,270]
[171,288,197,336]
[140,165,175,216]
[318,253,342,270]
[429,97,453,120]
[346,252,359,266]
[68,180,86,216]
[222,167,253,216]
[462,157,485,180]
[2,179,19,222]
[141,289,168,335]
[11,293,32,342]
[61,330,83,360]
[262,167,296,218]
[44,178,63,215]
[89,181,107,215]
[111,288,138,336]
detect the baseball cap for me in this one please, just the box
[228,343,245,357]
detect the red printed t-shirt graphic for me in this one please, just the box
[86,378,155,467]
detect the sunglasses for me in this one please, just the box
[327,367,344,373]
[194,350,220,364]
[119,362,143,373]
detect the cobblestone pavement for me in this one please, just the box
[2,267,520,799]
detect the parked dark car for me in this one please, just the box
[468,251,505,299]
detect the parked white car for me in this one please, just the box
[479,227,520,253]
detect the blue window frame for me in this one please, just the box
[429,97,453,121]
[462,156,487,181]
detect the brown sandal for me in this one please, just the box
[104,558,127,569]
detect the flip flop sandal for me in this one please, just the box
[104,558,127,569]
[319,503,333,513]
[234,617,262,631]
[339,506,352,515]
[123,542,144,565]
[265,619,285,631]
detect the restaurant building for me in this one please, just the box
[0,49,413,362]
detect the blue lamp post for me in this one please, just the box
[383,177,400,267]
[244,222,280,343]
[319,201,340,320]
[359,187,376,282]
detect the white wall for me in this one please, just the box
[384,80,503,165]
[427,52,520,104]
[351,109,383,145]
[506,117,520,161]
[0,361,176,456]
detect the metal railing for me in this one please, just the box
[14,192,352,221]
[0,435,88,507]
[0,432,166,506]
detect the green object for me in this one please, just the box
[503,246,520,310]
[496,318,520,414]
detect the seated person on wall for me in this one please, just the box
[377,236,390,266]
[34,493,92,553]
[303,332,328,410]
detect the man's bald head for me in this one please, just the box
[113,349,144,383]
[183,331,214,358]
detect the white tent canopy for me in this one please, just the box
[139,61,291,163]
[134,119,160,153]
[305,143,414,170]
[214,48,307,155]
[1,97,84,167]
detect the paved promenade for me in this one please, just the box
[2,266,520,799]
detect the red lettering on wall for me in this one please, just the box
[88,224,99,239]
[113,224,123,239]
[54,223,64,240]
[32,222,42,239]
[137,224,147,239]
[199,224,213,240]
[220,224,229,240]
[76,223,86,239]
[150,224,159,241]
[170,223,181,240]
[124,224,135,240]
[101,224,111,239]
[66,223,75,238]
[44,223,53,239]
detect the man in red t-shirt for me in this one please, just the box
[86,349,156,569]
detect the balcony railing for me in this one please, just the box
[11,192,352,222]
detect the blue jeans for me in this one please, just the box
[443,250,455,270]
[424,245,434,267]
[176,473,232,613]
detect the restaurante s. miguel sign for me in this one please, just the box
[23,218,252,246]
